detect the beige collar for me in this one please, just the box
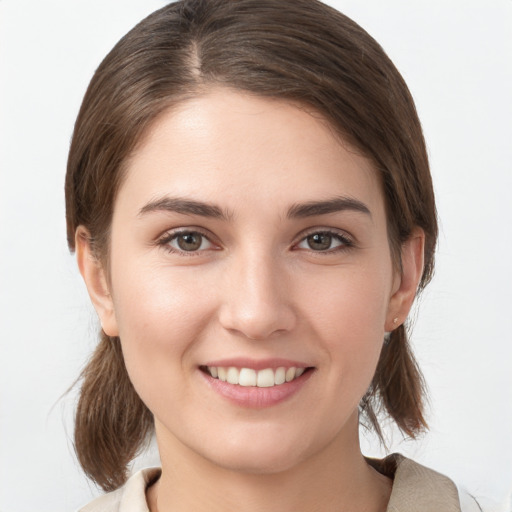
[79,454,462,512]
[369,453,461,512]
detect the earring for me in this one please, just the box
[393,317,399,325]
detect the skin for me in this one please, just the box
[77,89,424,512]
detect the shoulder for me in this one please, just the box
[77,468,161,512]
[368,454,482,512]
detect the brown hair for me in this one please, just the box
[66,0,437,491]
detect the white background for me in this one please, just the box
[1,1,511,511]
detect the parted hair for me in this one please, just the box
[66,0,437,492]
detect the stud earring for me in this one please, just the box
[393,317,399,325]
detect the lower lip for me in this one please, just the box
[200,369,314,408]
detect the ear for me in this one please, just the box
[385,228,425,332]
[75,226,119,337]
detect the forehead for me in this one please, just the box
[118,89,384,219]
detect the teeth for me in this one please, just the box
[285,367,296,382]
[226,367,239,385]
[206,366,307,387]
[239,368,257,387]
[275,367,286,385]
[257,368,275,388]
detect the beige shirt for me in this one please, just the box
[78,454,479,512]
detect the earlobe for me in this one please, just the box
[385,228,425,332]
[75,226,119,337]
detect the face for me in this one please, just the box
[84,89,414,474]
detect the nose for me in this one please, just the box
[218,251,296,341]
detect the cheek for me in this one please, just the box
[300,262,391,388]
[109,262,215,401]
[303,261,391,340]
[113,260,214,339]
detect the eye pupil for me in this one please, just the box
[177,233,202,251]
[307,233,332,251]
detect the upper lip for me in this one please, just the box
[202,358,312,371]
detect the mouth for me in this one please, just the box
[200,365,312,388]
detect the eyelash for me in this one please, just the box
[156,228,354,256]
[294,229,354,254]
[157,228,217,256]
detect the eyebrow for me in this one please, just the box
[138,196,231,220]
[287,196,371,219]
[138,195,371,221]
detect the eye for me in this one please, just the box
[296,231,352,252]
[161,230,215,253]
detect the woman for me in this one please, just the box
[66,1,479,510]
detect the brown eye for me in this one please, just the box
[296,231,351,252]
[166,231,213,252]
[307,233,334,251]
[177,233,203,251]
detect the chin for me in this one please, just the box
[208,448,303,475]
[194,428,315,475]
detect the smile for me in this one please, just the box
[203,366,306,387]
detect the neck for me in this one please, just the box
[147,415,392,512]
